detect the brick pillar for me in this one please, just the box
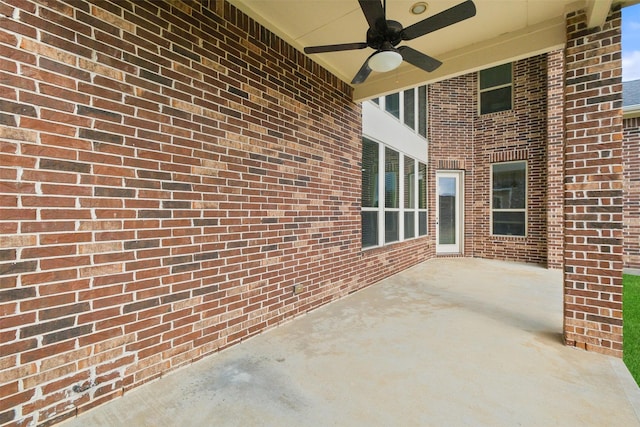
[563,7,624,357]
[547,49,565,270]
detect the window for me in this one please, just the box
[362,139,379,247]
[418,85,427,138]
[479,63,512,115]
[385,93,400,119]
[418,162,427,235]
[385,147,400,243]
[403,89,415,130]
[404,156,415,239]
[373,86,427,137]
[361,138,427,248]
[491,161,526,236]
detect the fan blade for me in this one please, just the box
[351,54,374,84]
[401,0,476,41]
[358,0,386,31]
[398,46,442,73]
[304,42,369,54]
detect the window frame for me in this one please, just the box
[384,147,400,244]
[417,161,428,237]
[361,138,428,249]
[384,92,400,119]
[361,138,380,248]
[478,63,513,115]
[375,86,428,138]
[404,156,416,240]
[490,160,527,237]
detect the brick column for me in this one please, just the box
[563,8,624,357]
[547,49,565,269]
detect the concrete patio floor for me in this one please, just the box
[61,258,640,426]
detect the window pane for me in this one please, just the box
[418,85,427,137]
[403,89,415,129]
[438,177,456,245]
[385,212,399,243]
[480,87,512,114]
[418,162,427,209]
[385,93,400,118]
[404,212,415,239]
[479,63,511,90]
[419,211,427,236]
[404,157,415,208]
[493,211,526,236]
[385,148,399,208]
[372,97,379,105]
[362,138,379,208]
[362,211,379,247]
[492,162,525,209]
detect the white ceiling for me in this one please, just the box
[228,0,639,101]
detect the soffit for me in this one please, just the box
[228,0,639,101]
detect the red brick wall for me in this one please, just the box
[624,116,640,269]
[473,56,548,264]
[563,8,624,357]
[428,74,476,255]
[428,55,550,265]
[0,1,432,425]
[546,49,565,270]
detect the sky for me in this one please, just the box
[623,3,640,81]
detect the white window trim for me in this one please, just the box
[490,160,527,237]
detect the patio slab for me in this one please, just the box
[61,258,640,426]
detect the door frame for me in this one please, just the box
[435,170,464,254]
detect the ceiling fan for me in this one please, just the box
[304,0,477,84]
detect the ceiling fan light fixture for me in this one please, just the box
[410,2,428,15]
[368,49,403,72]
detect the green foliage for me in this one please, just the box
[624,274,640,386]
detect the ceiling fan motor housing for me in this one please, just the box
[367,20,403,49]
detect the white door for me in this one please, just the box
[436,171,463,254]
